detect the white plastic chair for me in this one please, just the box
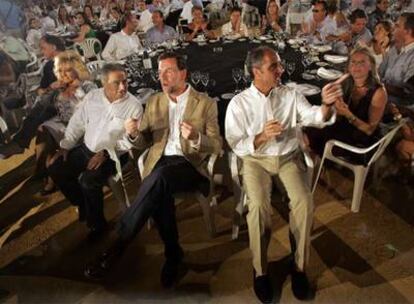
[312,119,408,213]
[138,149,219,237]
[86,60,107,83]
[74,38,103,62]
[0,115,10,144]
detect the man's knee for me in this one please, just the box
[79,171,102,190]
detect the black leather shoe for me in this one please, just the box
[84,240,126,280]
[161,258,182,288]
[253,272,273,304]
[291,266,312,301]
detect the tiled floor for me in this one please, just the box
[0,148,413,303]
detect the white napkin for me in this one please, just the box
[324,54,348,64]
[317,67,343,80]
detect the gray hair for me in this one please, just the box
[245,46,276,78]
[101,63,127,83]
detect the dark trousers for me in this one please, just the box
[117,155,208,261]
[13,95,57,148]
[48,144,117,230]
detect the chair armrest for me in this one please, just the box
[325,139,380,155]
[137,148,150,179]
[207,150,223,178]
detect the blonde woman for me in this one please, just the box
[306,47,387,163]
[36,51,96,195]
[261,0,283,34]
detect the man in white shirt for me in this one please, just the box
[137,0,154,31]
[301,0,337,44]
[102,12,143,61]
[48,64,143,239]
[84,52,222,288]
[225,46,340,303]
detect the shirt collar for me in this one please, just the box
[402,41,414,54]
[102,89,130,104]
[167,84,191,104]
[249,83,276,100]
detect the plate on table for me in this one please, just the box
[252,39,261,43]
[302,72,315,80]
[209,38,219,43]
[317,67,343,80]
[238,38,247,42]
[286,82,321,96]
[310,44,332,53]
[221,93,235,100]
[259,35,271,41]
[324,54,348,64]
[316,61,329,67]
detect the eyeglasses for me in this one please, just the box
[312,9,322,12]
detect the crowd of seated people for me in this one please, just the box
[1,0,414,303]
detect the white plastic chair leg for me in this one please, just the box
[312,156,327,194]
[350,166,369,213]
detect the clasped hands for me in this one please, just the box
[124,118,199,141]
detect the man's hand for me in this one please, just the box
[50,148,68,165]
[180,121,199,141]
[321,73,349,106]
[254,120,284,149]
[87,151,107,170]
[124,118,140,138]
[334,97,351,116]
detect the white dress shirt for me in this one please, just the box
[225,84,336,157]
[164,85,200,155]
[60,88,143,155]
[138,9,154,32]
[221,21,249,38]
[102,30,142,61]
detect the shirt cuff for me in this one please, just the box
[316,106,336,126]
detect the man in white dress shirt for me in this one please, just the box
[225,46,340,303]
[48,64,143,239]
[180,0,194,22]
[137,0,154,32]
[102,12,143,61]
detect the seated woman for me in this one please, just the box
[221,7,249,39]
[35,50,96,195]
[72,12,96,43]
[84,5,101,29]
[57,5,76,32]
[306,46,387,163]
[261,0,283,35]
[362,20,392,68]
[185,6,214,41]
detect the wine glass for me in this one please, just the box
[232,68,243,93]
[191,71,201,88]
[302,54,312,72]
[200,72,210,92]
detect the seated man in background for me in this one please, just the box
[337,9,372,49]
[48,63,143,239]
[84,52,222,288]
[146,10,178,44]
[221,7,249,38]
[102,12,143,61]
[137,0,154,32]
[301,0,337,44]
[0,35,65,159]
[379,12,414,105]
